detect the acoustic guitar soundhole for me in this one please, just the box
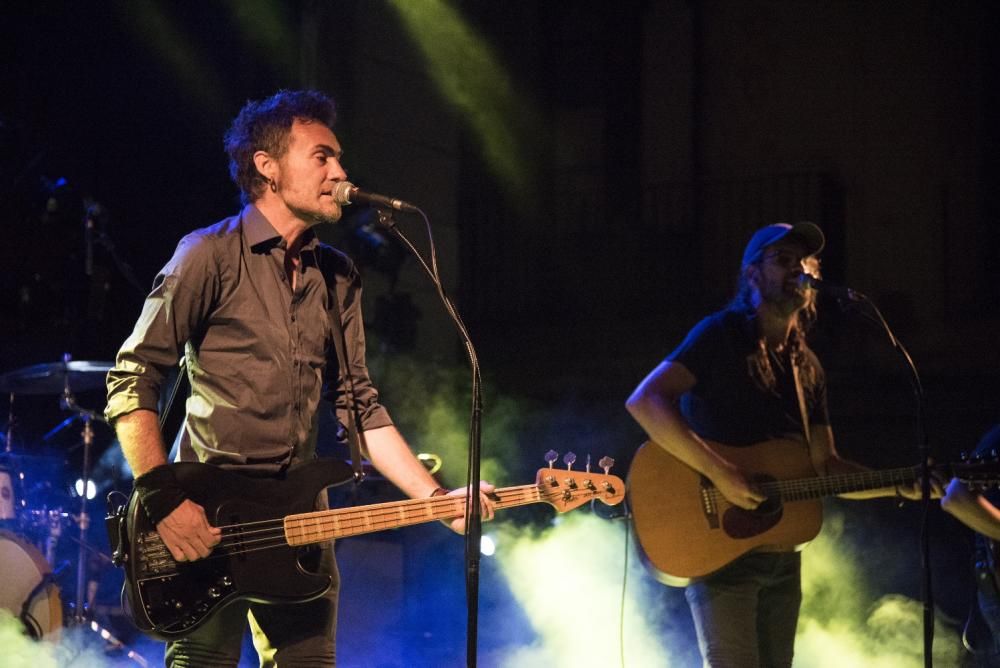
[721,474,782,539]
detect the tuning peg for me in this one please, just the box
[563,452,577,470]
[544,450,558,469]
[599,456,615,474]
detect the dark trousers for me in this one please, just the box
[684,551,802,668]
[974,589,1000,667]
[164,543,339,667]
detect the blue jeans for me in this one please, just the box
[164,543,339,667]
[684,551,802,668]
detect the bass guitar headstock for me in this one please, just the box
[535,450,625,512]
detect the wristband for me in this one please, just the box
[134,464,188,525]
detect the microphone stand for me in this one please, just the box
[371,207,483,667]
[836,292,932,666]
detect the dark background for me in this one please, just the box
[2,1,998,665]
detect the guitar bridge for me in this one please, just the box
[699,476,720,529]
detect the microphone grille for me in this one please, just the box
[333,181,356,205]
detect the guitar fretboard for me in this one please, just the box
[761,466,925,501]
[284,484,543,546]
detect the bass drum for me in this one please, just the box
[0,529,62,640]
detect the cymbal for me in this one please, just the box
[0,361,113,395]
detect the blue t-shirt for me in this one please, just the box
[667,309,830,446]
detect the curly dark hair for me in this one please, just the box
[224,90,338,204]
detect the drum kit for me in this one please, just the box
[0,356,114,641]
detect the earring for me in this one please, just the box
[268,178,278,193]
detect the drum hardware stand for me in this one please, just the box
[5,392,14,453]
[59,367,106,628]
[87,617,150,667]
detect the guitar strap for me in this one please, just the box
[790,349,811,447]
[158,357,189,450]
[324,260,366,483]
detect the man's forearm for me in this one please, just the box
[363,425,440,499]
[115,408,170,476]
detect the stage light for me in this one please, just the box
[480,534,496,557]
[388,0,541,205]
[75,478,97,500]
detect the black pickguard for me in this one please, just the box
[119,459,355,640]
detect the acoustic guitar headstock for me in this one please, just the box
[952,452,1000,492]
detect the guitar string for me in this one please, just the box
[155,484,616,558]
[701,466,921,505]
[208,485,541,535]
[141,492,560,563]
[205,485,537,530]
[215,488,550,546]
[208,479,608,535]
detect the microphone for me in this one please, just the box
[799,274,863,301]
[333,181,417,213]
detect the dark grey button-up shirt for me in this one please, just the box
[106,205,392,472]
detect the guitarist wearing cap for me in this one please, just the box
[626,222,941,668]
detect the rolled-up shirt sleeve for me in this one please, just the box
[105,234,218,423]
[322,251,393,433]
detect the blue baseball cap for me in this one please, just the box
[741,222,825,267]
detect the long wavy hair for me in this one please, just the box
[727,256,821,394]
[224,90,338,205]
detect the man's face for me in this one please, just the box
[752,240,809,314]
[271,119,347,225]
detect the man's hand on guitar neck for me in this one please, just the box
[157,499,223,562]
[897,473,946,502]
[442,481,497,535]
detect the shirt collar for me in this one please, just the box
[242,204,317,253]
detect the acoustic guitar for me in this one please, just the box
[628,438,997,586]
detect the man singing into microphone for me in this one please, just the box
[626,222,934,667]
[105,89,495,666]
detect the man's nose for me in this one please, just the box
[329,159,347,182]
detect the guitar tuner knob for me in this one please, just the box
[584,479,596,491]
[602,481,615,494]
[599,456,615,474]
[544,450,559,468]
[220,576,232,587]
[208,587,221,598]
[563,452,577,470]
[544,475,557,487]
[563,478,578,489]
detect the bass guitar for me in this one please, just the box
[111,456,624,640]
[628,438,999,586]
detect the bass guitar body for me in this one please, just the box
[121,459,354,640]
